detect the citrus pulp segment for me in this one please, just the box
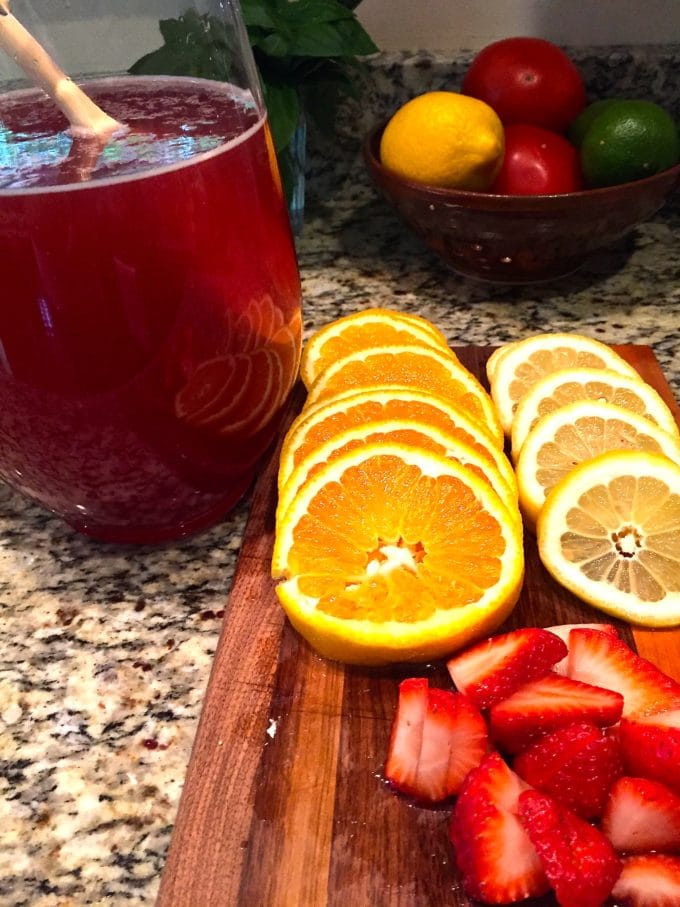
[299,308,449,389]
[489,333,642,435]
[304,344,504,446]
[537,450,680,626]
[511,366,680,461]
[277,386,515,495]
[272,442,524,665]
[516,400,680,529]
[276,417,520,527]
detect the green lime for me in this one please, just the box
[567,99,617,147]
[580,100,680,188]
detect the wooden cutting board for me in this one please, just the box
[157,345,680,907]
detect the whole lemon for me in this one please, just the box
[379,91,505,191]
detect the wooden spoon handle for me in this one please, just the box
[0,0,122,138]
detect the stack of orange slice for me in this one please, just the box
[487,332,680,627]
[271,309,524,665]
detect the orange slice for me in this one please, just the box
[305,344,504,446]
[272,442,524,665]
[489,333,641,435]
[277,417,520,526]
[300,308,449,389]
[278,386,516,497]
[537,450,680,626]
[516,400,680,529]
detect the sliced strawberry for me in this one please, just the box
[489,673,623,754]
[513,722,622,819]
[518,789,622,907]
[602,775,680,854]
[446,627,567,709]
[384,677,428,798]
[450,752,549,904]
[415,688,488,803]
[567,628,680,717]
[544,622,618,675]
[611,854,680,907]
[618,708,680,796]
[385,679,488,804]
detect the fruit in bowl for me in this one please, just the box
[377,37,680,198]
[365,37,680,282]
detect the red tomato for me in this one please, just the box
[462,37,586,133]
[491,124,583,195]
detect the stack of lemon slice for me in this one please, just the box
[487,333,680,627]
[271,309,524,665]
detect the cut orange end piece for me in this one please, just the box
[305,344,504,446]
[272,442,524,665]
[299,308,449,389]
[537,450,680,626]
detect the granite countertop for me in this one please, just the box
[2,49,680,906]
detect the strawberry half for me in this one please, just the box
[602,775,680,854]
[450,752,549,904]
[489,673,623,754]
[513,722,622,819]
[611,854,680,907]
[618,708,680,796]
[544,622,617,675]
[567,628,680,717]
[518,789,622,907]
[385,679,487,804]
[384,677,428,798]
[446,627,567,709]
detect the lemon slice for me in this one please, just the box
[489,333,641,435]
[272,441,524,665]
[537,450,680,626]
[511,367,680,461]
[516,400,680,529]
[299,308,449,389]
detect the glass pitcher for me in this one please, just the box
[0,0,302,543]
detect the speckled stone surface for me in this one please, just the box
[1,49,680,906]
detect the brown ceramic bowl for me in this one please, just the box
[364,123,680,283]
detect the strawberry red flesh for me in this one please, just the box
[446,627,567,709]
[619,708,680,796]
[513,722,622,819]
[415,687,488,803]
[567,628,680,718]
[544,622,617,675]
[385,677,428,798]
[489,673,623,754]
[602,775,680,854]
[611,854,680,907]
[518,789,622,907]
[450,752,549,904]
[385,679,488,804]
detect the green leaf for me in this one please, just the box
[240,0,281,30]
[262,80,300,151]
[279,0,356,26]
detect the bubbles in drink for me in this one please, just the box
[0,76,261,189]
